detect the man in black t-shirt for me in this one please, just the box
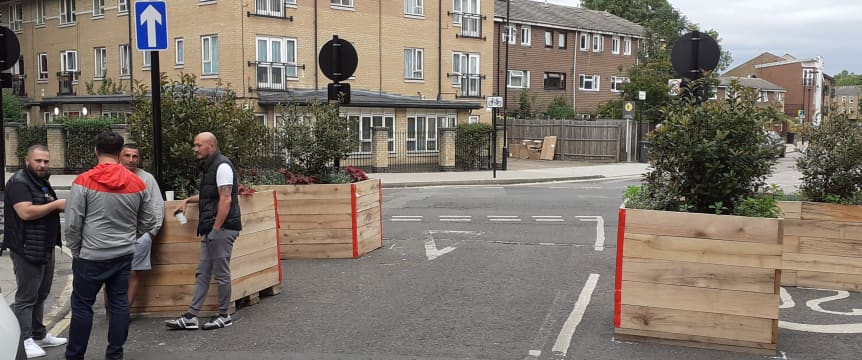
[3,145,67,358]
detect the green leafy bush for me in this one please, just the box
[16,124,47,163]
[275,100,359,180]
[455,122,493,170]
[514,90,536,119]
[625,77,778,216]
[3,89,25,122]
[796,115,862,203]
[62,117,120,171]
[547,96,576,120]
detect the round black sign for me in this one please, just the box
[0,26,21,72]
[671,31,720,80]
[318,36,358,82]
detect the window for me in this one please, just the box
[404,48,424,80]
[842,96,847,103]
[256,37,298,90]
[202,35,219,75]
[803,69,814,86]
[352,114,395,153]
[579,33,589,51]
[94,47,107,79]
[468,115,479,124]
[558,33,566,49]
[9,3,23,31]
[592,34,603,52]
[406,115,454,152]
[612,37,620,54]
[851,97,856,104]
[520,25,531,46]
[544,31,552,47]
[331,0,353,7]
[119,44,130,77]
[142,51,152,69]
[60,50,79,82]
[778,93,784,102]
[405,0,424,16]
[93,0,105,17]
[758,91,769,102]
[37,53,48,81]
[453,0,479,22]
[544,72,565,90]
[502,25,516,45]
[254,113,268,126]
[610,76,629,92]
[60,0,76,24]
[35,0,46,25]
[256,0,285,17]
[118,0,129,13]
[623,37,632,55]
[175,38,185,66]
[507,70,528,89]
[452,52,481,97]
[579,74,599,91]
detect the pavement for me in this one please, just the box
[0,143,800,347]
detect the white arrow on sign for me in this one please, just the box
[140,5,163,48]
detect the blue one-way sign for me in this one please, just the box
[135,1,168,51]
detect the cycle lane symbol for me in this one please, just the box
[779,287,862,333]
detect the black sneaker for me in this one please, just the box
[166,313,199,330]
[202,314,232,330]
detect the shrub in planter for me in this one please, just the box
[796,114,862,204]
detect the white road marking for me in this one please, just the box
[552,273,600,357]
[391,215,422,222]
[780,287,795,309]
[440,215,472,222]
[804,289,862,315]
[527,350,541,356]
[533,216,564,222]
[490,218,522,222]
[524,290,566,360]
[576,216,606,251]
[779,321,862,333]
[423,231,459,260]
[536,219,565,222]
[488,215,520,218]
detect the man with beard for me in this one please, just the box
[3,145,67,358]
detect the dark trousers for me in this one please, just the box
[65,254,132,360]
[10,249,54,340]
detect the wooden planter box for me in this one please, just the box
[132,190,282,317]
[779,201,862,292]
[614,208,783,355]
[259,179,383,259]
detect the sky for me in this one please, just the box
[546,0,862,75]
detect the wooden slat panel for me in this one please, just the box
[801,202,862,222]
[280,228,353,244]
[142,264,198,286]
[353,179,379,196]
[799,237,862,258]
[230,266,280,299]
[238,209,277,235]
[237,191,276,213]
[783,235,800,255]
[151,229,277,265]
[796,271,862,292]
[614,328,776,355]
[623,233,783,269]
[840,223,862,241]
[156,222,201,244]
[281,243,354,259]
[279,214,353,230]
[781,270,798,287]
[783,219,842,238]
[355,192,380,213]
[277,199,352,215]
[621,258,776,293]
[784,253,862,275]
[618,305,776,344]
[778,201,802,220]
[620,281,779,319]
[356,206,381,228]
[625,209,782,243]
[230,246,279,279]
[135,267,279,308]
[259,184,351,200]
[233,228,278,256]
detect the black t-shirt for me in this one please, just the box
[6,180,61,247]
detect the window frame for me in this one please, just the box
[60,0,77,25]
[94,47,107,80]
[37,53,49,81]
[35,0,46,25]
[507,70,528,89]
[60,50,79,83]
[93,0,105,17]
[612,37,620,54]
[9,3,23,31]
[578,74,599,92]
[579,33,589,51]
[404,0,424,16]
[118,0,129,13]
[175,38,185,66]
[256,0,285,17]
[502,25,516,45]
[610,76,629,93]
[330,0,354,8]
[624,37,632,55]
[520,25,531,46]
[544,31,552,48]
[351,113,395,154]
[202,35,220,76]
[592,34,603,52]
[119,44,131,77]
[142,51,152,69]
[558,32,567,49]
[451,52,481,97]
[543,72,565,90]
[404,48,424,80]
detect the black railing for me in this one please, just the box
[248,0,294,20]
[57,71,78,96]
[12,75,25,96]
[457,13,484,39]
[250,61,304,91]
[454,73,483,98]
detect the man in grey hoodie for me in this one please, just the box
[64,132,158,360]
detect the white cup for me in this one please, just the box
[165,191,175,201]
[175,211,188,225]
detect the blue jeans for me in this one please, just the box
[65,254,132,360]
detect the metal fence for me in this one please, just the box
[508,119,629,162]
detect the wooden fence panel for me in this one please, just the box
[507,119,628,161]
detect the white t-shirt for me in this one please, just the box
[216,163,234,187]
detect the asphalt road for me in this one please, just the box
[39,155,862,359]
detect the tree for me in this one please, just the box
[514,90,536,119]
[596,59,676,121]
[547,96,576,119]
[834,70,862,86]
[2,89,25,122]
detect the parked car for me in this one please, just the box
[766,131,786,157]
[1,292,22,360]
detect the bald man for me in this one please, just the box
[166,132,242,331]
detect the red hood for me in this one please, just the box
[74,163,145,193]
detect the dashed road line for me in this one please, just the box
[552,273,600,357]
[440,215,472,222]
[391,216,422,222]
[533,216,564,222]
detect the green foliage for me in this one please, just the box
[547,96,576,120]
[455,122,493,170]
[128,74,274,197]
[16,125,48,163]
[62,117,120,171]
[796,114,862,203]
[597,99,624,119]
[596,60,675,121]
[514,90,536,119]
[834,71,862,86]
[634,77,778,215]
[275,100,359,179]
[3,89,25,122]
[733,184,784,218]
[85,78,127,95]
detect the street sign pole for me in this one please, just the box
[492,108,497,179]
[0,26,21,191]
[135,1,168,193]
[151,52,162,188]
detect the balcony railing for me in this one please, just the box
[248,0,294,20]
[57,71,79,96]
[11,74,25,96]
[249,61,304,91]
[449,12,485,40]
[452,73,483,98]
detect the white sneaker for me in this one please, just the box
[34,333,68,347]
[23,338,47,358]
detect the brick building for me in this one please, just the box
[4,0,500,151]
[492,0,644,118]
[834,86,861,120]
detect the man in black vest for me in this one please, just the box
[166,132,242,331]
[3,145,67,358]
